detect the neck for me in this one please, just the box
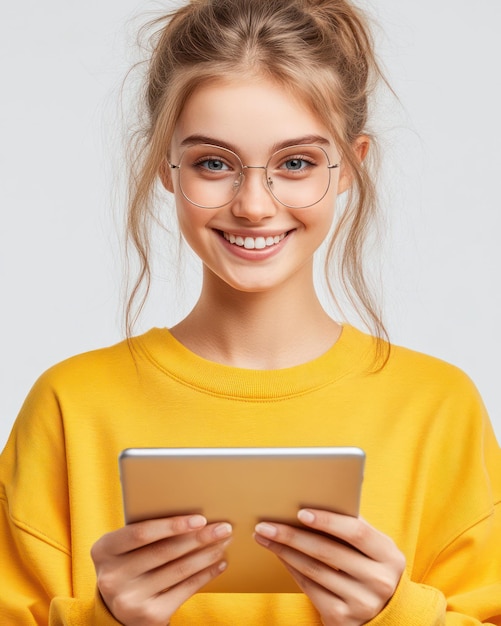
[170,268,341,369]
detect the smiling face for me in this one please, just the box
[166,77,352,294]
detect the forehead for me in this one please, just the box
[171,77,335,159]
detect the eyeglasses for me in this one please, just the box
[168,143,340,209]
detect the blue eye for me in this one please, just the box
[284,158,307,171]
[199,159,230,171]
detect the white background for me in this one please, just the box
[1,0,500,448]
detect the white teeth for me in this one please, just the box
[223,231,287,249]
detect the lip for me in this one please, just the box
[214,228,293,260]
[217,228,292,238]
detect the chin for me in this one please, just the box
[226,280,278,293]
[215,271,285,294]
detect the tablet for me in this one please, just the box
[119,446,365,593]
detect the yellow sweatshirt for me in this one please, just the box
[1,325,500,625]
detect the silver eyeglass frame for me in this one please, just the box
[168,143,340,209]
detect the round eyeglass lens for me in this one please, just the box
[175,144,242,209]
[265,145,332,209]
[174,144,333,209]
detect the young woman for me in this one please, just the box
[1,0,500,624]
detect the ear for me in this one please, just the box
[159,158,174,193]
[336,135,370,194]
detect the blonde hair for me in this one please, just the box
[126,0,390,363]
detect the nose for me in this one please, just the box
[231,166,278,222]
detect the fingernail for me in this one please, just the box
[298,509,315,524]
[218,560,228,572]
[255,522,277,538]
[214,522,232,538]
[188,515,207,529]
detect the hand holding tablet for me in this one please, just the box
[119,447,365,593]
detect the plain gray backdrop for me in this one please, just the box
[1,0,500,448]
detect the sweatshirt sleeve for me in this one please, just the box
[368,506,501,625]
[369,400,501,626]
[0,506,120,626]
[0,375,122,626]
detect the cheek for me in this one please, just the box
[175,199,213,251]
[176,198,201,231]
[306,205,337,252]
[301,198,336,236]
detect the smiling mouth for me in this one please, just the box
[221,231,288,250]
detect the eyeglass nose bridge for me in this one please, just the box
[233,164,274,196]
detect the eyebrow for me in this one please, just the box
[179,134,331,153]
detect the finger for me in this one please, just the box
[297,510,400,563]
[145,537,232,594]
[156,559,229,620]
[123,516,209,554]
[131,522,233,575]
[107,555,228,625]
[280,553,399,625]
[93,515,207,558]
[278,558,367,626]
[254,521,369,580]
[278,556,344,604]
[254,531,363,597]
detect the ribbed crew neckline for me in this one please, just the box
[135,324,374,400]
